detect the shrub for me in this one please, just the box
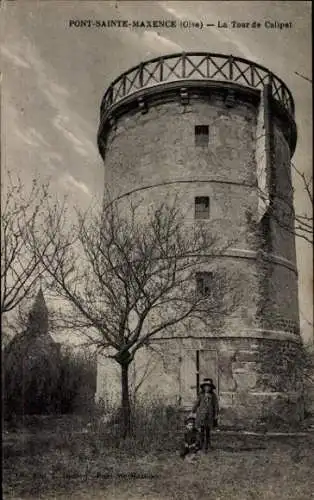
[91,395,184,452]
[55,348,97,415]
[3,346,97,422]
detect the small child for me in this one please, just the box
[180,416,200,460]
[192,378,219,453]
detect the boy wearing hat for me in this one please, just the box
[180,415,200,460]
[192,378,219,452]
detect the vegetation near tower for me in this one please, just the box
[1,171,52,320]
[94,52,308,430]
[3,288,60,418]
[3,287,97,419]
[29,195,242,437]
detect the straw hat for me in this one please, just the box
[200,378,216,390]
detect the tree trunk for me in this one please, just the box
[121,362,131,438]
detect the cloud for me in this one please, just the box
[5,100,62,176]
[49,82,70,97]
[20,41,68,111]
[158,3,186,20]
[15,127,51,148]
[159,1,257,61]
[60,173,91,196]
[211,26,257,62]
[141,31,183,52]
[53,114,90,157]
[1,45,30,69]
[15,129,40,148]
[46,152,63,163]
[13,39,97,159]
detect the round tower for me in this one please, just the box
[97,53,302,428]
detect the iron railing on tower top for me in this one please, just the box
[100,52,294,118]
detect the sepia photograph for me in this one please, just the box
[1,1,313,499]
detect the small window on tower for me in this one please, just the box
[195,125,209,147]
[195,196,210,219]
[196,272,213,297]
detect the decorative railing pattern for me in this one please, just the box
[100,52,294,118]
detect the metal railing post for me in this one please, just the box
[160,59,164,82]
[182,53,186,78]
[229,55,234,80]
[139,63,144,87]
[250,64,255,87]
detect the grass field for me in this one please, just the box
[3,416,314,500]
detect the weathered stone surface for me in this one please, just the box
[233,371,258,391]
[219,392,234,408]
[97,68,302,427]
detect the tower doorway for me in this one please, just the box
[180,348,218,408]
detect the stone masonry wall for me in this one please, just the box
[255,117,300,333]
[104,96,257,199]
[97,88,302,427]
[96,336,304,428]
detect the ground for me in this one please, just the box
[3,416,314,500]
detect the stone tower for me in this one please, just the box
[97,53,302,427]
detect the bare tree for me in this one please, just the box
[1,171,52,320]
[291,163,313,244]
[29,196,241,437]
[282,71,312,244]
[257,161,312,245]
[294,72,312,84]
[129,345,164,406]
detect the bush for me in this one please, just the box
[2,342,61,421]
[3,346,97,422]
[55,348,97,415]
[90,396,184,452]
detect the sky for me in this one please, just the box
[1,0,312,342]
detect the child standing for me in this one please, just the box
[192,378,219,452]
[180,416,200,460]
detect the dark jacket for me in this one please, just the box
[192,391,219,428]
[184,428,200,448]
